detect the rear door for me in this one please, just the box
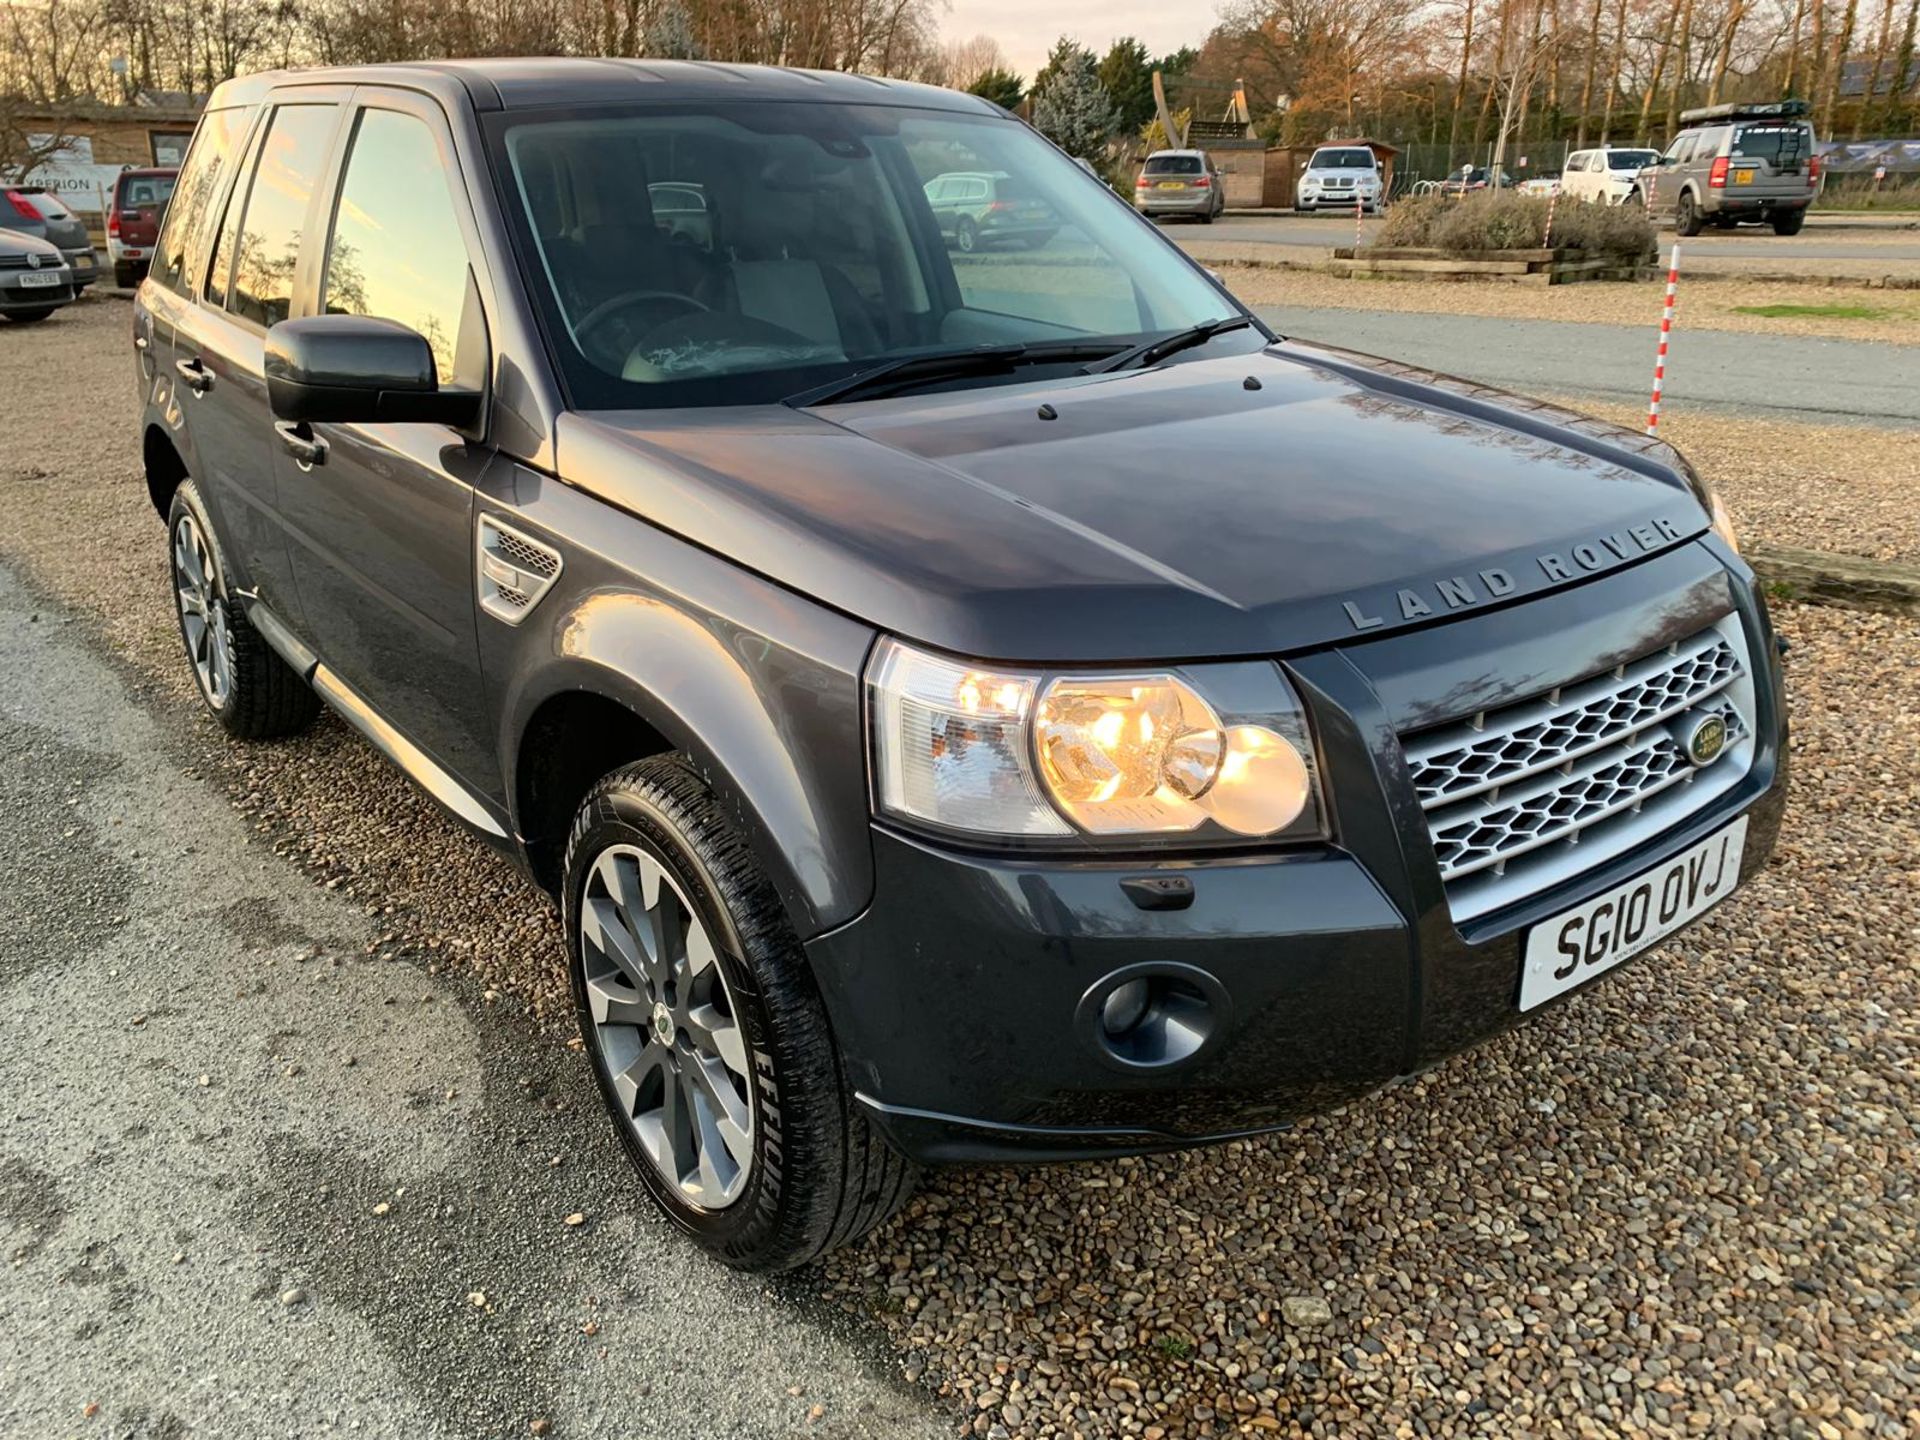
[119,173,175,251]
[1728,121,1814,200]
[271,88,501,796]
[177,98,348,624]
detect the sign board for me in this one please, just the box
[14,134,124,219]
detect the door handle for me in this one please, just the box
[174,357,214,393]
[274,420,328,468]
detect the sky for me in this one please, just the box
[942,1,1216,82]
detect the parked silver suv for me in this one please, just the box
[1633,100,1820,236]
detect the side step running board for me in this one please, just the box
[309,666,508,838]
[242,592,506,840]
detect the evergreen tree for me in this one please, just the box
[1097,37,1155,134]
[1030,41,1118,166]
[966,67,1024,111]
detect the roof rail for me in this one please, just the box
[1678,99,1810,126]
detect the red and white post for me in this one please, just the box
[1543,186,1560,249]
[1647,243,1681,435]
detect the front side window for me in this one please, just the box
[322,108,473,383]
[1664,136,1695,165]
[490,102,1237,409]
[153,107,248,296]
[228,104,338,329]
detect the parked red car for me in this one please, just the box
[107,166,177,288]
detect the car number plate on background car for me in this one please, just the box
[1520,815,1748,1010]
[1158,181,1186,189]
[18,272,62,288]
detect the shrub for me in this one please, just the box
[1372,192,1654,255]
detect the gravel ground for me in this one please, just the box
[5,293,1920,1439]
[1220,268,1920,347]
[1537,399,1920,567]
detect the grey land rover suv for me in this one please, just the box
[1633,99,1822,236]
[136,60,1787,1272]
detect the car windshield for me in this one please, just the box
[1607,150,1659,170]
[1311,149,1374,169]
[1144,155,1202,175]
[488,102,1239,409]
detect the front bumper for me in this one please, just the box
[1298,189,1380,210]
[807,544,1788,1163]
[0,268,76,310]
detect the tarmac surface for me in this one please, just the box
[0,560,945,1439]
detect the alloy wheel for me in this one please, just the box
[579,843,755,1210]
[172,512,232,707]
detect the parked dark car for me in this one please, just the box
[137,60,1787,1272]
[922,169,1057,250]
[1439,165,1515,195]
[109,166,178,287]
[3,187,98,289]
[0,227,78,321]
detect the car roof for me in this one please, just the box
[1146,149,1205,158]
[117,166,178,178]
[205,58,1000,117]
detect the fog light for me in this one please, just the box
[1101,977,1153,1037]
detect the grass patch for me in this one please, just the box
[1731,302,1892,319]
[1152,1333,1195,1360]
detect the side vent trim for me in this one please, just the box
[477,514,562,625]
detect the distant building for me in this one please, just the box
[7,95,204,222]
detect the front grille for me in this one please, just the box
[1402,616,1757,922]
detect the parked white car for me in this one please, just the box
[1560,147,1663,205]
[1295,146,1384,213]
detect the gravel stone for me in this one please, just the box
[6,283,1919,1440]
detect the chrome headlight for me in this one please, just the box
[868,638,1326,845]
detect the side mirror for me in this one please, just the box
[266,314,481,428]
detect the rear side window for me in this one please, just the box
[1145,155,1202,175]
[228,104,339,328]
[154,107,249,297]
[321,108,474,385]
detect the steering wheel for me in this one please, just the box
[575,289,709,345]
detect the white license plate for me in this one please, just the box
[18,272,63,288]
[1520,815,1748,1010]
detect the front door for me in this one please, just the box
[269,92,502,798]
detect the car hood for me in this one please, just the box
[0,226,62,260]
[555,343,1710,663]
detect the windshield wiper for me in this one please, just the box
[785,340,1128,409]
[1078,314,1257,376]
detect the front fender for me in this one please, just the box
[503,587,877,940]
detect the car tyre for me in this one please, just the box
[563,756,919,1272]
[955,217,979,254]
[1675,191,1703,237]
[4,308,56,323]
[1771,210,1806,236]
[166,479,320,738]
[115,264,139,288]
